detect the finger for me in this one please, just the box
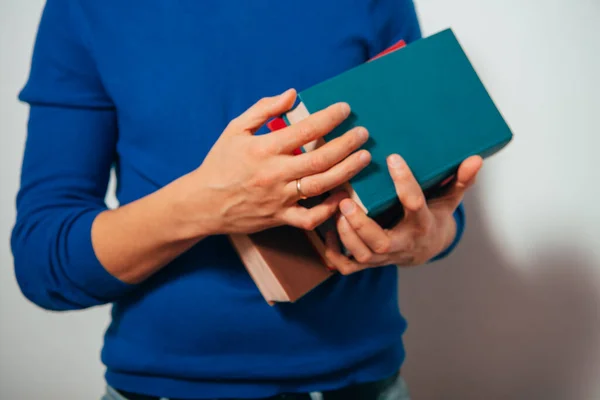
[336,215,375,264]
[269,102,351,154]
[338,199,392,256]
[281,190,348,231]
[325,230,341,253]
[228,89,297,134]
[387,154,432,228]
[286,126,369,177]
[443,155,483,209]
[286,150,371,199]
[324,230,362,276]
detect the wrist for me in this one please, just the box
[165,171,221,240]
[436,210,458,255]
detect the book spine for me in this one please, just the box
[368,39,407,61]
[266,116,287,132]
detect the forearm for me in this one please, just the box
[13,1,224,309]
[92,172,214,284]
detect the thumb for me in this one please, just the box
[445,155,483,210]
[229,88,297,134]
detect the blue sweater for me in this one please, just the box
[12,1,465,398]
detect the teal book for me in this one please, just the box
[282,28,513,221]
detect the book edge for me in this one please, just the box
[228,234,289,305]
[448,28,517,140]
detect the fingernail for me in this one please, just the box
[340,200,355,215]
[359,151,371,163]
[389,154,403,167]
[340,103,351,117]
[356,127,368,140]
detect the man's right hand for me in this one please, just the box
[183,88,371,236]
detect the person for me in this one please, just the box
[11,1,482,399]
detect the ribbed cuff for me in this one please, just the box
[429,202,465,262]
[67,209,136,301]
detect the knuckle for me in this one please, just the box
[373,239,391,254]
[403,239,416,253]
[249,97,274,118]
[248,142,271,158]
[303,179,322,196]
[271,168,285,182]
[263,142,281,157]
[327,110,339,126]
[309,154,327,172]
[302,217,319,231]
[343,159,362,179]
[412,225,426,238]
[355,252,371,264]
[249,171,275,189]
[403,255,417,265]
[414,218,434,237]
[394,167,411,181]
[226,117,241,132]
[331,162,356,185]
[405,195,426,212]
[298,121,316,142]
[351,219,366,233]
[323,108,337,125]
[339,265,354,275]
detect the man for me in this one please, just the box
[12,1,481,399]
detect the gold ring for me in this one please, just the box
[296,179,307,200]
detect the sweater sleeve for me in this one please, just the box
[368,0,467,261]
[11,0,135,311]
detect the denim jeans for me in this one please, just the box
[102,375,411,400]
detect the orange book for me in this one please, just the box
[229,226,332,305]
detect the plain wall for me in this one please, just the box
[1,0,598,399]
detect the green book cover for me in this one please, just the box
[284,28,513,218]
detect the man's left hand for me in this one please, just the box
[324,154,483,274]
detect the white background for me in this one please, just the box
[1,1,599,399]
